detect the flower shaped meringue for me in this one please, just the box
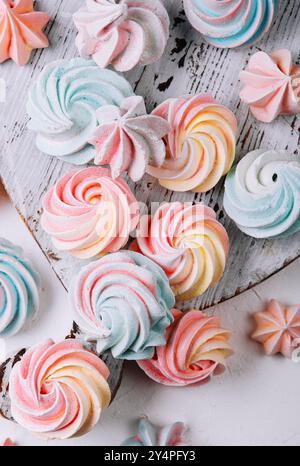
[122,419,186,446]
[146,95,237,193]
[138,309,232,386]
[252,300,300,359]
[89,96,170,182]
[41,167,139,259]
[26,58,134,164]
[73,0,170,72]
[71,251,175,360]
[9,339,111,439]
[0,0,49,66]
[183,0,277,49]
[0,238,40,338]
[131,202,229,301]
[224,149,300,239]
[240,49,300,123]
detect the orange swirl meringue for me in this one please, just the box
[146,95,237,193]
[138,309,233,386]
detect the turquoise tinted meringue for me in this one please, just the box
[27,58,134,164]
[121,419,186,446]
[0,239,40,338]
[71,251,175,360]
[224,149,300,239]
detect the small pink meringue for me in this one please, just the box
[2,439,15,446]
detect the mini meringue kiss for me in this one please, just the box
[122,419,186,446]
[240,49,300,123]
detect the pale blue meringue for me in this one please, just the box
[121,419,186,446]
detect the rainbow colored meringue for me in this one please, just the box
[252,300,300,359]
[146,95,237,193]
[240,49,300,123]
[224,149,300,239]
[138,309,232,386]
[71,251,175,360]
[89,96,170,182]
[122,419,186,446]
[131,202,229,301]
[41,167,139,259]
[9,339,111,439]
[26,58,134,164]
[184,0,277,48]
[0,0,49,66]
[0,238,40,338]
[73,0,170,72]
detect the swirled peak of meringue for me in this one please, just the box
[0,238,40,338]
[9,339,111,439]
[41,167,139,259]
[147,95,237,193]
[89,95,170,181]
[0,0,49,66]
[240,49,300,123]
[224,149,300,239]
[131,202,229,301]
[122,419,186,446]
[138,309,233,386]
[184,0,277,48]
[73,0,170,72]
[26,58,134,164]
[71,251,175,360]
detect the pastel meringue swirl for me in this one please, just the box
[0,238,40,338]
[26,58,134,164]
[41,167,139,259]
[131,202,229,301]
[89,96,170,182]
[73,0,170,72]
[147,95,237,193]
[138,309,232,386]
[9,339,111,439]
[71,251,175,360]
[224,149,300,239]
[122,419,186,446]
[184,0,277,48]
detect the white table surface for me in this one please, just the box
[0,184,299,447]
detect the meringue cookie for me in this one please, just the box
[147,95,237,193]
[41,167,139,259]
[252,300,300,358]
[224,149,300,239]
[0,238,40,338]
[71,251,175,360]
[73,0,170,72]
[122,419,186,446]
[26,58,134,164]
[2,439,15,446]
[9,339,111,439]
[138,309,232,386]
[131,202,229,301]
[240,49,300,123]
[0,0,49,66]
[89,96,170,182]
[184,0,277,48]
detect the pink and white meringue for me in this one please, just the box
[240,49,300,123]
[73,0,170,72]
[147,95,237,193]
[41,167,139,259]
[252,300,300,358]
[0,0,49,66]
[89,96,170,182]
[138,309,233,386]
[9,339,111,439]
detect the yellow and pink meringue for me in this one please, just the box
[73,0,170,72]
[9,339,111,439]
[240,49,300,123]
[131,202,229,301]
[138,309,232,386]
[146,95,237,193]
[0,0,49,66]
[41,167,139,259]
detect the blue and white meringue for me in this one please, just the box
[121,419,186,446]
[224,149,300,239]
